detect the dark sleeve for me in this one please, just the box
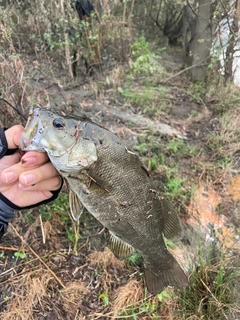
[0,177,63,240]
[0,128,18,158]
[0,198,15,240]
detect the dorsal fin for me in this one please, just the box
[159,195,182,240]
[106,230,135,260]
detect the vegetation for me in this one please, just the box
[0,0,240,319]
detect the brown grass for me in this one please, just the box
[87,247,125,270]
[218,108,240,156]
[111,279,144,317]
[87,247,126,292]
[61,281,89,316]
[2,271,53,320]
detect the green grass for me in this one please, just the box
[115,288,171,319]
[25,192,81,253]
[176,244,240,319]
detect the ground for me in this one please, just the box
[0,52,240,320]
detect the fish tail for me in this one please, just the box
[144,259,188,295]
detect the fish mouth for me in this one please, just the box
[19,107,45,152]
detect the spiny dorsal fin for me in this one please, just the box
[69,189,84,221]
[159,195,182,240]
[106,230,135,260]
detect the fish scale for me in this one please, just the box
[20,106,188,294]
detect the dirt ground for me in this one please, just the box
[0,55,240,319]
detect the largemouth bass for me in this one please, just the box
[20,107,188,294]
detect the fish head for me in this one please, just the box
[20,106,98,172]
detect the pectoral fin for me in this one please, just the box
[106,230,135,260]
[160,195,182,240]
[69,189,84,221]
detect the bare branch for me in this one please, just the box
[0,98,27,121]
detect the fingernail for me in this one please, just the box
[19,183,27,190]
[21,157,37,167]
[4,172,17,183]
[19,183,36,190]
[22,174,35,185]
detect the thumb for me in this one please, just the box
[4,125,24,149]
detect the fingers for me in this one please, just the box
[4,125,24,149]
[21,151,49,167]
[19,175,62,192]
[1,151,51,184]
[19,161,59,187]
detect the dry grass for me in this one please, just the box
[110,281,178,319]
[1,271,89,320]
[87,247,125,270]
[1,271,52,320]
[218,108,240,156]
[111,279,144,317]
[61,281,89,316]
[87,247,126,293]
[0,54,30,127]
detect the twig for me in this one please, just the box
[39,214,46,244]
[200,279,228,319]
[10,223,66,289]
[186,0,198,17]
[0,245,27,252]
[164,62,208,82]
[0,98,27,121]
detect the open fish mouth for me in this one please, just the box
[19,107,45,152]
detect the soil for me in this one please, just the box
[0,55,240,320]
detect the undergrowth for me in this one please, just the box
[176,244,240,320]
[0,0,240,319]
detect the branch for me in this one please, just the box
[164,61,208,82]
[10,223,66,289]
[0,98,27,121]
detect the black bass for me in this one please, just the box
[20,107,188,294]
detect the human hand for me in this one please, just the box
[0,125,63,209]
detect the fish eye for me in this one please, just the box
[53,118,65,129]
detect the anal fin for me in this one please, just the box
[69,189,84,221]
[106,230,135,260]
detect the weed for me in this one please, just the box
[131,36,165,75]
[166,177,186,195]
[39,207,52,222]
[176,244,240,319]
[167,138,189,157]
[190,110,199,117]
[157,290,171,302]
[118,83,170,118]
[98,290,109,307]
[187,82,207,103]
[126,252,143,269]
[114,284,172,319]
[147,155,159,171]
[39,193,70,222]
[14,251,26,259]
[38,193,80,252]
[133,143,149,154]
[164,236,177,250]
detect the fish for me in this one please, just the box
[20,106,188,294]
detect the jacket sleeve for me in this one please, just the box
[0,198,15,240]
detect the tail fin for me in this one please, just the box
[144,260,188,295]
